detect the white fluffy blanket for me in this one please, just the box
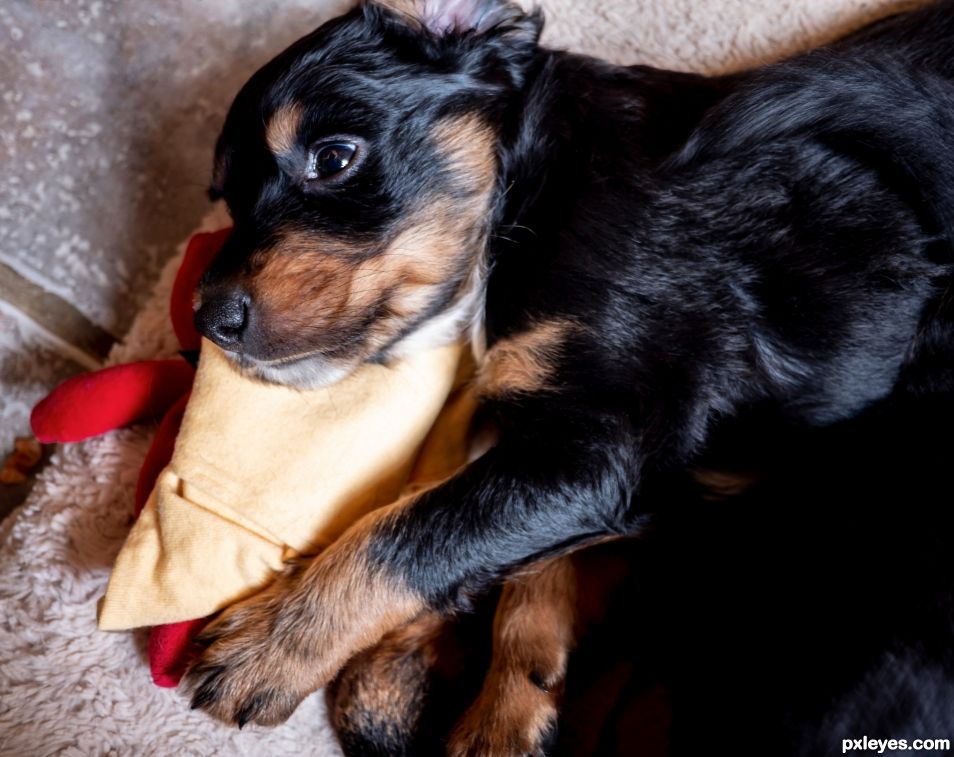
[0,0,925,753]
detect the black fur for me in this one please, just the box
[576,390,954,755]
[193,0,954,751]
[369,0,954,598]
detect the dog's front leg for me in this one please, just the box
[186,415,639,727]
[185,504,428,728]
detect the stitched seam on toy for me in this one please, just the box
[173,475,289,548]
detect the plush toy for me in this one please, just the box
[32,229,477,687]
[98,336,469,628]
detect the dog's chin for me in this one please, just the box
[229,351,362,389]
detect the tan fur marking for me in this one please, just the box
[252,230,363,329]
[431,112,498,197]
[266,102,304,156]
[692,468,759,501]
[449,556,578,757]
[251,220,458,353]
[329,611,445,740]
[478,320,575,398]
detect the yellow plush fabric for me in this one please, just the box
[98,339,474,631]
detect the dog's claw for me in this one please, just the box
[193,629,219,649]
[189,665,224,711]
[190,690,215,712]
[235,691,270,729]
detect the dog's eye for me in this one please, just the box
[307,142,358,181]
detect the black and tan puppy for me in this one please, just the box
[186,0,954,751]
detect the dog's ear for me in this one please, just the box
[373,0,538,38]
[369,0,543,86]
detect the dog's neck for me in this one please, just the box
[492,51,729,243]
[479,52,732,342]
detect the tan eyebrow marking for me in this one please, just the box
[266,102,304,156]
[430,112,497,197]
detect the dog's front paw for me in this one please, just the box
[185,517,431,728]
[186,592,319,727]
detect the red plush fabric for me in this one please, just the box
[134,391,191,515]
[31,227,234,689]
[171,227,232,352]
[148,617,210,688]
[31,360,195,444]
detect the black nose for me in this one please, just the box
[194,293,248,351]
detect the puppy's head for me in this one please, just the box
[195,0,543,387]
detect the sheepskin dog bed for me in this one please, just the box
[0,0,926,753]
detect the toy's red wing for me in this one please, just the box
[31,360,195,444]
[149,618,210,688]
[171,227,232,352]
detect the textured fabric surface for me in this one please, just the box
[0,1,929,753]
